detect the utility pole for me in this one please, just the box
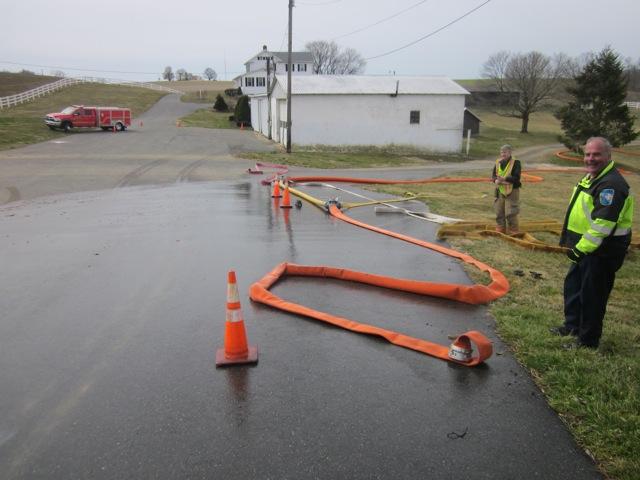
[286,0,294,153]
[267,57,272,139]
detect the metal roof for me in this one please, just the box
[245,51,313,65]
[274,75,469,95]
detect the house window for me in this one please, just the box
[256,77,265,87]
[245,77,255,87]
[410,110,420,124]
[297,64,303,72]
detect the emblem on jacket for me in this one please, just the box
[600,189,615,206]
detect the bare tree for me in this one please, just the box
[162,66,174,81]
[203,67,217,81]
[336,48,367,74]
[305,40,366,75]
[482,51,571,133]
[175,68,187,81]
[481,50,510,91]
[50,70,66,78]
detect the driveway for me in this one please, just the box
[0,97,601,479]
[0,94,277,204]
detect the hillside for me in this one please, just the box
[0,72,61,97]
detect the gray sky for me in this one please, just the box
[2,0,638,82]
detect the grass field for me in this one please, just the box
[0,71,60,97]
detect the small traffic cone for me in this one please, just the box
[240,122,244,130]
[448,336,473,363]
[139,121,144,128]
[112,124,116,134]
[216,271,258,367]
[280,184,292,209]
[271,179,282,198]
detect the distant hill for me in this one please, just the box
[154,80,234,93]
[0,72,61,97]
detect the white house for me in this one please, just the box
[249,75,470,152]
[233,45,314,95]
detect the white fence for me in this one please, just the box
[624,101,640,109]
[0,77,184,109]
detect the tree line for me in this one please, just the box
[481,47,638,149]
[162,66,217,81]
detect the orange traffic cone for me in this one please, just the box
[280,184,292,209]
[271,179,282,198]
[240,122,244,130]
[216,271,258,366]
[139,121,144,128]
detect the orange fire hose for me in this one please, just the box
[249,263,494,366]
[249,176,512,365]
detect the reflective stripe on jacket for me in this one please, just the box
[560,161,633,255]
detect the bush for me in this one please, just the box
[213,94,229,112]
[234,95,251,127]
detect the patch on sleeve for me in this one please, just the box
[600,189,615,206]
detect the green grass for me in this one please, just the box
[241,147,469,169]
[375,168,640,479]
[180,108,237,129]
[467,108,563,157]
[0,83,167,150]
[0,71,60,96]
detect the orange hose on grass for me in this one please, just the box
[290,174,543,185]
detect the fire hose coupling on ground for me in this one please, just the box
[250,175,514,366]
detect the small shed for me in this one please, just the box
[250,75,469,153]
[463,108,482,136]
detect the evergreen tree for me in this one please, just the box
[234,95,251,126]
[213,94,228,112]
[556,47,638,151]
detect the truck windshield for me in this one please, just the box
[61,107,77,114]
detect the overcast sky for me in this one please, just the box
[2,0,638,82]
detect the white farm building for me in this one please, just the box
[250,75,470,152]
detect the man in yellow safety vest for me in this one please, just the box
[551,137,634,349]
[491,144,522,235]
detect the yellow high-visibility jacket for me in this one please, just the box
[560,161,633,255]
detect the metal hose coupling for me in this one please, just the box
[324,198,342,211]
[448,335,473,362]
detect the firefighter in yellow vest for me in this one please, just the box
[491,144,522,235]
[551,137,634,349]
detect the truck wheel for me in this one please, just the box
[114,122,124,131]
[62,122,72,133]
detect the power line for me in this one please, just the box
[0,60,159,75]
[297,0,342,5]
[333,0,430,40]
[365,0,492,61]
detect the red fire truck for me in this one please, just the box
[44,105,132,132]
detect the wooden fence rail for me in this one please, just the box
[0,77,184,109]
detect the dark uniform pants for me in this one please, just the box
[563,253,626,347]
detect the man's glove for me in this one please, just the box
[567,248,585,263]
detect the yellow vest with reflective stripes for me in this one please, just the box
[495,157,515,196]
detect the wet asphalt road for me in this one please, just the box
[0,97,602,479]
